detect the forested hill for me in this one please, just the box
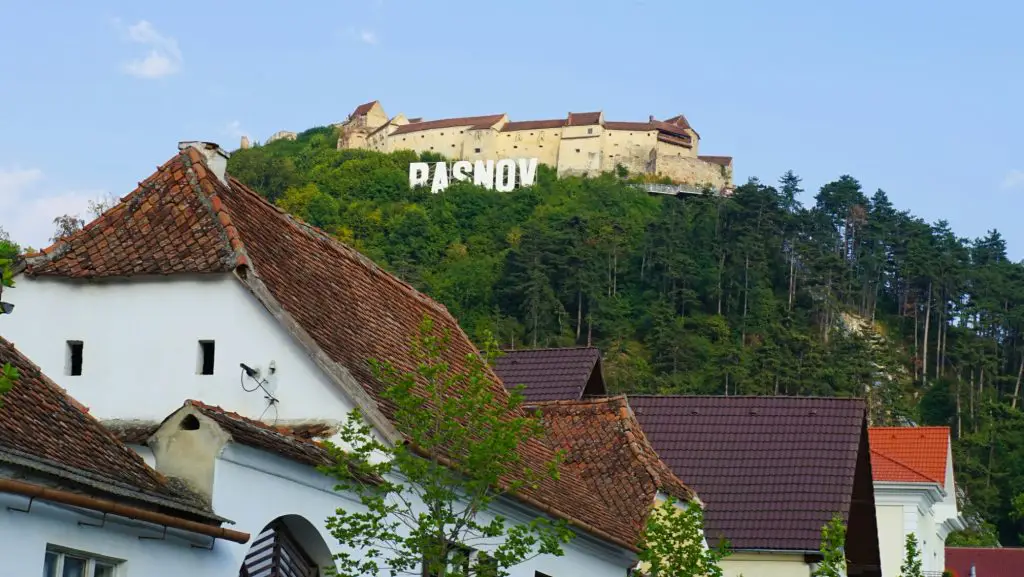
[228,126,1024,545]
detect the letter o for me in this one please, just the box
[495,159,516,192]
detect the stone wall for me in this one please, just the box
[655,154,729,190]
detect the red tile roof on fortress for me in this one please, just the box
[567,111,602,126]
[604,121,655,131]
[0,336,220,522]
[532,396,696,543]
[25,144,637,551]
[350,100,378,118]
[390,114,505,135]
[501,119,566,131]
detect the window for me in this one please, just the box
[474,148,481,153]
[587,128,593,134]
[66,341,83,376]
[44,548,119,577]
[575,148,581,153]
[197,340,215,375]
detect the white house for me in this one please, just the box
[0,141,643,576]
[869,426,966,577]
[0,336,249,576]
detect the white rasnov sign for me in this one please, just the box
[410,159,538,193]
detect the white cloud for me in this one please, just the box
[359,30,378,45]
[120,20,182,79]
[1001,169,1024,190]
[0,168,104,250]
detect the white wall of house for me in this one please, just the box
[874,483,947,577]
[0,491,237,576]
[1,275,355,424]
[211,443,637,577]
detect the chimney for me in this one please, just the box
[178,141,230,186]
[649,115,655,123]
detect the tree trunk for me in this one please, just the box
[1012,355,1024,409]
[922,282,932,387]
[576,289,582,342]
[742,254,750,345]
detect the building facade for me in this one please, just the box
[870,427,966,577]
[1,141,649,576]
[329,100,734,191]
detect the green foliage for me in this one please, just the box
[0,226,19,406]
[231,136,1024,543]
[637,496,728,577]
[812,514,846,577]
[319,316,574,577]
[0,363,18,408]
[900,533,922,577]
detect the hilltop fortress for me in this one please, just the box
[258,100,734,191]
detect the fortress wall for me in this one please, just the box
[655,154,730,189]
[496,129,561,166]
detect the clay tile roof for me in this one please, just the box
[651,120,693,140]
[946,547,1024,577]
[698,155,733,167]
[567,111,602,126]
[0,336,221,523]
[494,347,603,403]
[662,114,693,130]
[350,100,378,118]
[869,427,948,486]
[24,149,241,278]
[628,395,870,551]
[390,114,505,135]
[532,396,696,543]
[604,121,655,131]
[183,401,337,469]
[30,145,637,551]
[501,119,566,131]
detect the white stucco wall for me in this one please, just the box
[0,491,237,576]
[0,274,355,424]
[212,444,637,577]
[876,503,905,577]
[875,484,949,577]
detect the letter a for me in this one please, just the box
[431,162,449,193]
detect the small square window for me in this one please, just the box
[575,148,581,153]
[66,341,83,376]
[513,145,518,149]
[198,340,215,375]
[474,148,481,153]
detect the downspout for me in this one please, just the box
[0,478,250,544]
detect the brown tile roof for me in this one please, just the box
[629,395,873,552]
[605,121,655,131]
[662,114,693,130]
[184,401,336,468]
[651,120,693,140]
[390,114,505,135]
[946,547,1024,577]
[501,119,566,131]
[0,336,221,523]
[28,144,636,551]
[567,111,602,126]
[494,347,604,403]
[698,155,733,167]
[24,151,241,278]
[532,396,696,543]
[350,100,378,118]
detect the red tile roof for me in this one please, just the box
[662,114,693,131]
[946,547,1024,577]
[501,119,566,131]
[567,111,602,126]
[350,100,378,118]
[184,401,336,468]
[628,395,874,552]
[869,427,949,487]
[532,396,695,543]
[26,144,636,551]
[605,121,655,131]
[390,114,505,135]
[494,347,604,403]
[0,336,221,523]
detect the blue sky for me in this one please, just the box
[1,0,1021,256]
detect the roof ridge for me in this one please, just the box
[223,175,456,320]
[184,399,324,449]
[628,394,865,401]
[180,149,249,270]
[613,397,694,501]
[870,425,950,431]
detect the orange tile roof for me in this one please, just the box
[868,427,949,486]
[390,114,505,135]
[25,144,637,551]
[532,397,695,543]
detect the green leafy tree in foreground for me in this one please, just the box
[0,228,18,405]
[900,533,923,577]
[637,495,729,577]
[320,316,574,577]
[812,514,846,577]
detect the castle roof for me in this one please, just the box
[390,114,505,135]
[350,100,379,118]
[567,111,603,126]
[501,119,566,131]
[24,143,638,552]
